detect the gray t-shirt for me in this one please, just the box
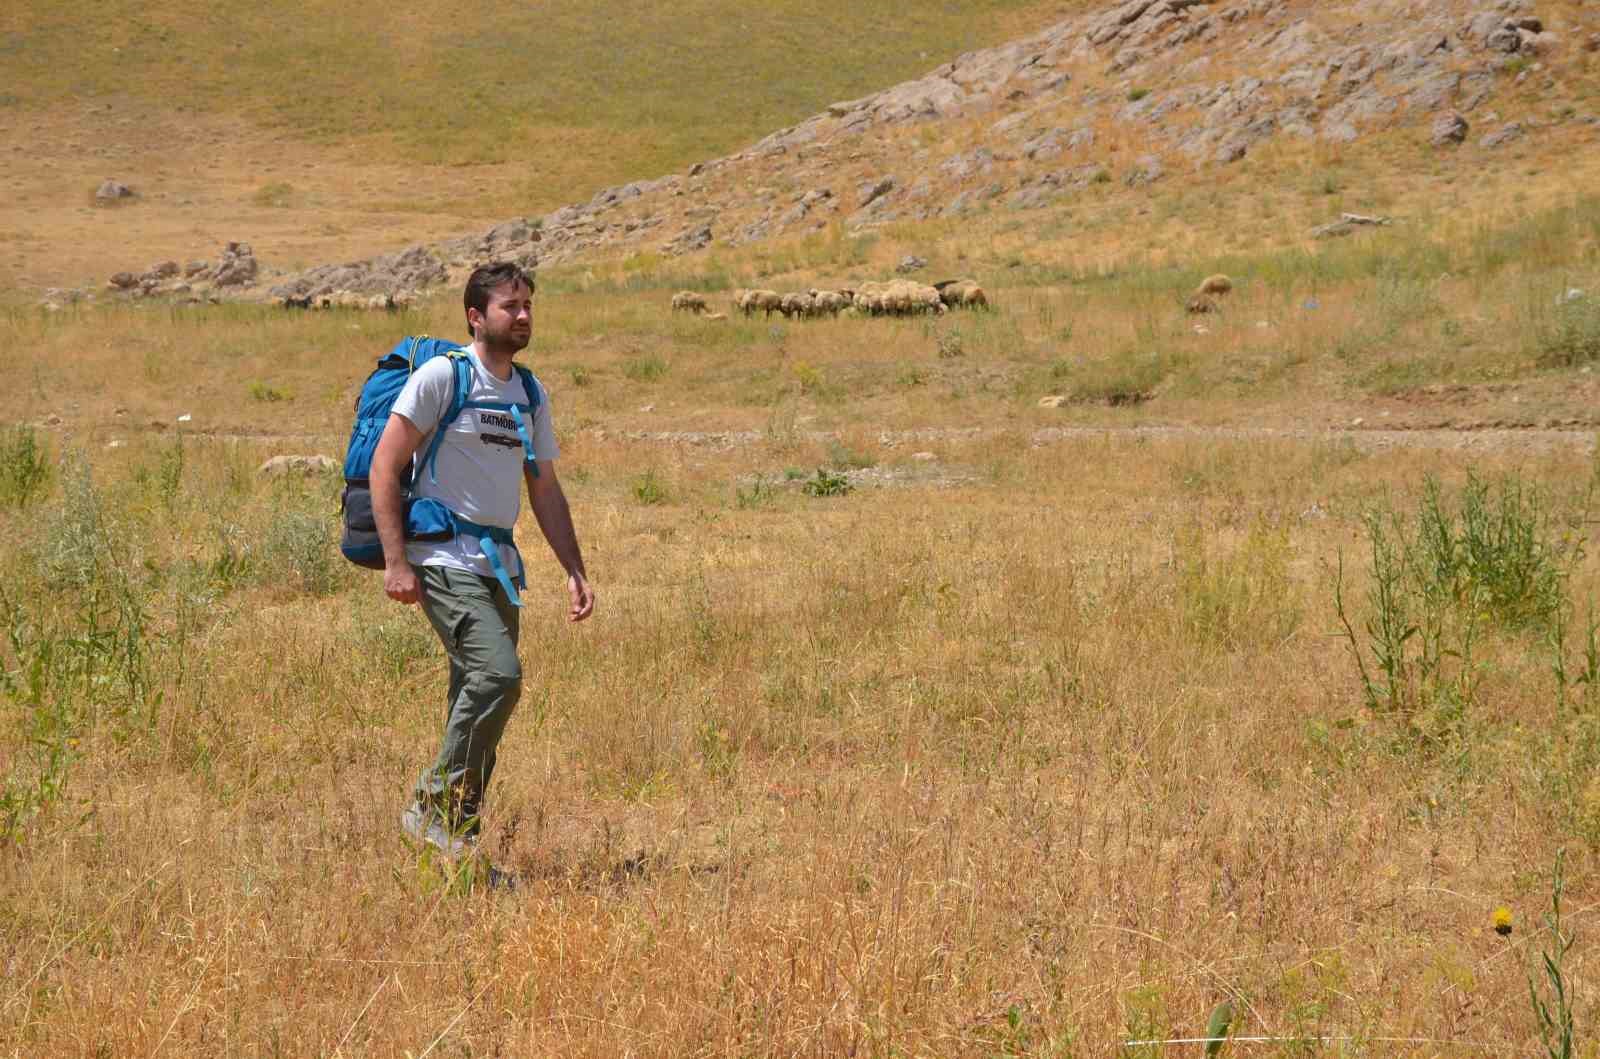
[390,349,558,579]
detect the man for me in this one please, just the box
[370,261,594,858]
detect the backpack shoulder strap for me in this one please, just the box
[513,364,541,411]
[513,364,541,477]
[419,348,474,485]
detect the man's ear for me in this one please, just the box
[465,309,482,336]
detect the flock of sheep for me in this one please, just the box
[672,278,989,320]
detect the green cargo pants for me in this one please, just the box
[413,565,522,833]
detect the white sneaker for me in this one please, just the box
[400,803,475,858]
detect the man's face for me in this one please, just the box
[470,279,533,353]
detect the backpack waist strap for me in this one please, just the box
[451,516,524,607]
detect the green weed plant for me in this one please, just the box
[1336,472,1576,737]
[0,425,51,508]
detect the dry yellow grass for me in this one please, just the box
[8,2,1600,1054]
[2,419,1595,1053]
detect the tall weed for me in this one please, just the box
[0,424,51,508]
[38,451,104,590]
[1336,472,1577,735]
[1534,296,1600,368]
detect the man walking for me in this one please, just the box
[370,261,594,857]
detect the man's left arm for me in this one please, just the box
[526,460,594,622]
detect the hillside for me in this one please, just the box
[34,0,1593,308]
[0,0,1065,292]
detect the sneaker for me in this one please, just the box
[400,802,476,858]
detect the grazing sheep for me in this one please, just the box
[732,288,750,314]
[853,281,890,315]
[851,280,943,316]
[317,290,365,310]
[808,289,850,316]
[1195,273,1233,297]
[934,279,989,310]
[890,279,944,315]
[740,288,782,317]
[671,290,709,314]
[780,292,817,318]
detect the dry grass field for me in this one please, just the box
[8,0,1600,1055]
[4,191,1600,1053]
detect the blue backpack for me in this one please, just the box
[339,335,541,604]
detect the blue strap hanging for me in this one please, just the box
[452,516,525,607]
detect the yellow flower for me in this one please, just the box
[1493,906,1513,936]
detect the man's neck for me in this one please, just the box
[471,340,515,382]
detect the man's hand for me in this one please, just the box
[385,562,421,605]
[567,572,595,623]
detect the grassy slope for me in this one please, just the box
[1,0,1067,202]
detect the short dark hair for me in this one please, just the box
[463,262,535,332]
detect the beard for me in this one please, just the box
[480,321,531,355]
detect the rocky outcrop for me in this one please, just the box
[105,242,256,299]
[196,0,1568,301]
[267,244,443,302]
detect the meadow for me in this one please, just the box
[3,180,1600,1055]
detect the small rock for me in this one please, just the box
[1038,395,1069,409]
[177,413,193,423]
[258,454,338,476]
[44,414,63,426]
[106,440,125,450]
[911,451,937,462]
[1485,26,1522,53]
[94,179,135,203]
[638,404,656,413]
[1430,112,1469,146]
[857,176,897,209]
[1351,417,1364,427]
[107,271,139,290]
[1559,288,1586,305]
[1481,121,1525,148]
[895,255,927,274]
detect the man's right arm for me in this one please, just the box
[370,413,425,604]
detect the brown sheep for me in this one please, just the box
[671,290,709,314]
[808,289,850,316]
[741,289,782,317]
[934,279,989,310]
[780,292,817,318]
[1195,273,1233,297]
